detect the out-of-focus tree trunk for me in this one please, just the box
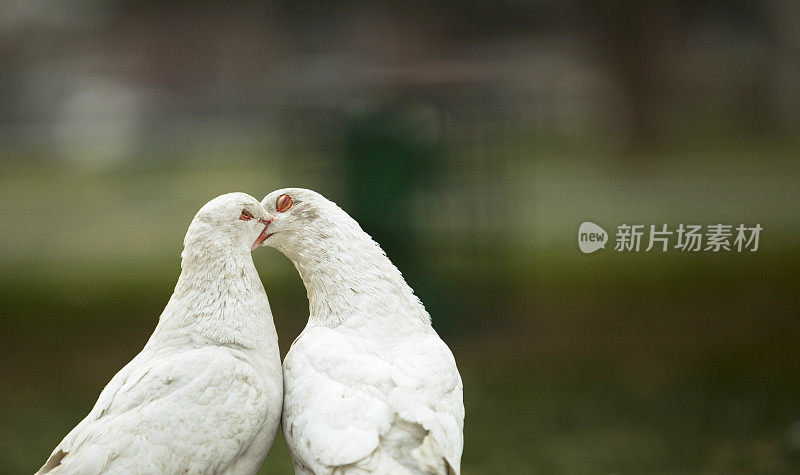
[584,1,676,155]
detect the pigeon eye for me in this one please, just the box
[276,194,293,213]
[239,210,254,221]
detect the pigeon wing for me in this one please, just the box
[38,346,273,474]
[283,327,464,474]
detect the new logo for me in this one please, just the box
[578,221,608,254]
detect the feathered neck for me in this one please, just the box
[150,225,274,350]
[280,208,430,328]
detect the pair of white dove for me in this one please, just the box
[37,188,464,475]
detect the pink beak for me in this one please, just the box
[252,216,274,250]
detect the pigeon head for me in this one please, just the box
[258,188,355,254]
[259,187,430,324]
[184,192,275,254]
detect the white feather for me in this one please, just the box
[261,188,464,475]
[37,193,283,474]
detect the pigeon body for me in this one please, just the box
[38,193,283,474]
[260,188,464,475]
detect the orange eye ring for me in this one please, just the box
[276,194,293,213]
[239,210,254,221]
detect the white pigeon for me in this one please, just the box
[37,192,283,474]
[259,188,464,475]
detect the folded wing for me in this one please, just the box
[283,327,464,474]
[38,346,272,474]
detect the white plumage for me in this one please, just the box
[260,188,464,475]
[37,193,283,474]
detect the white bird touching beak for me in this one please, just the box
[37,192,283,474]
[259,188,464,475]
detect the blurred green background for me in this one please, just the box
[1,1,800,473]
